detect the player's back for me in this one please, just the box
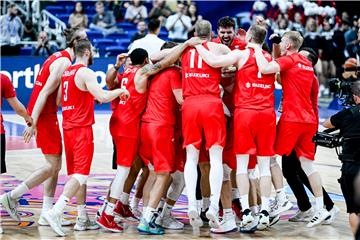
[61,64,95,130]
[235,48,275,110]
[27,50,71,115]
[181,42,221,99]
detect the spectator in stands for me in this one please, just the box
[124,0,148,24]
[148,0,172,22]
[130,20,147,43]
[32,31,57,57]
[22,20,37,41]
[345,15,360,58]
[89,1,118,36]
[273,17,290,36]
[291,12,305,35]
[68,1,88,29]
[0,3,23,56]
[186,2,202,38]
[165,2,192,43]
[105,0,125,22]
[333,21,349,76]
[303,17,322,54]
[128,18,164,57]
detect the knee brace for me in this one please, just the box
[248,167,258,180]
[168,171,185,201]
[223,164,231,182]
[257,156,271,177]
[299,157,317,176]
[73,174,88,185]
[236,154,249,175]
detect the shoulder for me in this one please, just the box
[78,66,95,76]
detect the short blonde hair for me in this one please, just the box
[283,31,303,50]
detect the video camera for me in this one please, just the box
[328,66,360,106]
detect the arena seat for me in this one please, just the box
[115,39,131,48]
[20,46,32,55]
[106,32,129,40]
[116,22,136,30]
[105,46,128,57]
[86,30,103,41]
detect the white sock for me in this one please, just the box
[99,199,108,214]
[315,197,324,211]
[161,203,173,218]
[209,146,223,212]
[250,205,259,214]
[130,197,141,209]
[144,207,155,222]
[240,194,249,210]
[42,196,53,213]
[156,198,165,211]
[77,204,87,219]
[53,195,69,216]
[276,188,287,204]
[184,145,199,208]
[232,188,240,200]
[260,196,270,212]
[10,182,29,199]
[223,208,233,217]
[104,202,115,216]
[110,166,130,200]
[119,192,130,205]
[202,197,210,210]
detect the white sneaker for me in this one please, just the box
[38,214,73,226]
[240,214,258,233]
[43,210,66,236]
[322,205,339,225]
[270,199,293,217]
[241,209,254,227]
[289,207,314,222]
[132,207,142,219]
[210,212,237,234]
[206,208,220,229]
[306,208,330,227]
[269,214,280,226]
[159,215,184,230]
[0,192,21,221]
[74,216,100,231]
[257,210,270,230]
[188,207,203,228]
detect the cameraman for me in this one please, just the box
[323,80,360,237]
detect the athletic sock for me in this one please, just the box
[53,195,69,216]
[99,199,108,215]
[202,197,210,210]
[315,197,324,211]
[260,196,270,212]
[239,194,249,210]
[144,207,155,222]
[223,208,233,218]
[77,204,87,219]
[232,188,240,200]
[184,146,199,208]
[42,196,53,213]
[156,198,165,212]
[104,202,115,216]
[119,192,130,205]
[276,188,287,204]
[161,203,174,218]
[130,197,141,210]
[250,205,260,215]
[209,146,223,212]
[10,182,29,199]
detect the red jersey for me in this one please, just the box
[141,67,182,126]
[1,74,16,134]
[212,37,246,50]
[235,49,275,109]
[61,64,95,130]
[276,52,317,124]
[110,73,122,111]
[28,50,71,115]
[111,65,148,138]
[311,76,319,125]
[181,43,221,99]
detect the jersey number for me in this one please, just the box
[63,81,69,101]
[121,77,128,89]
[189,49,203,69]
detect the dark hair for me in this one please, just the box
[74,39,92,57]
[62,27,83,48]
[217,16,235,30]
[73,1,85,14]
[186,2,197,16]
[300,47,318,66]
[148,18,161,33]
[130,48,148,65]
[8,3,16,9]
[352,81,360,97]
[249,24,267,44]
[161,41,178,50]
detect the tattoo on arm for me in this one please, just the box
[140,62,162,76]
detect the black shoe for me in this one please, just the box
[200,208,209,223]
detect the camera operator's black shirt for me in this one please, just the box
[330,105,360,173]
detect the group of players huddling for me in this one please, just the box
[0,15,339,236]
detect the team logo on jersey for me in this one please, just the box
[63,69,76,77]
[297,63,313,71]
[245,82,272,89]
[34,81,42,87]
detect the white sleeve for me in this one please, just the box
[141,6,148,18]
[165,15,175,29]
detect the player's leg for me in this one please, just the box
[199,160,210,223]
[0,134,5,234]
[131,166,149,217]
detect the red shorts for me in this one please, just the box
[275,120,317,160]
[234,108,276,156]
[182,96,226,150]
[36,113,62,155]
[199,143,209,163]
[174,125,185,172]
[63,126,94,175]
[223,117,236,170]
[113,136,138,167]
[139,123,175,173]
[248,155,257,170]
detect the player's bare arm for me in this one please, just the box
[7,97,33,127]
[79,67,130,103]
[56,85,62,106]
[23,57,71,143]
[172,89,183,105]
[106,53,128,89]
[249,43,280,74]
[323,118,335,129]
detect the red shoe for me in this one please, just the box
[232,199,243,220]
[114,201,139,221]
[96,212,124,233]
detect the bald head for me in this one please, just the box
[195,20,212,39]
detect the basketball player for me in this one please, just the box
[97,39,199,233]
[194,24,277,229]
[0,28,86,226]
[43,39,129,237]
[249,31,331,227]
[0,73,33,234]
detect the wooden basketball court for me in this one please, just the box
[0,113,353,239]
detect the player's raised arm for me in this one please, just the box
[106,53,128,89]
[194,43,241,68]
[249,43,281,74]
[80,68,129,103]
